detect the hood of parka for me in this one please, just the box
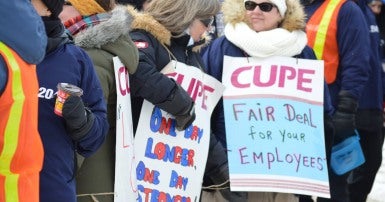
[222,0,307,32]
[74,5,134,48]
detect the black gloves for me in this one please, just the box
[62,95,95,141]
[175,102,196,131]
[156,82,196,131]
[332,91,358,144]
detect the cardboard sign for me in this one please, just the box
[222,55,330,198]
[134,60,224,202]
[113,57,138,201]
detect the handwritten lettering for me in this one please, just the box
[150,107,203,143]
[184,125,204,143]
[233,103,275,121]
[238,147,325,172]
[248,126,272,140]
[145,138,195,167]
[279,130,305,142]
[136,161,160,185]
[150,107,177,137]
[117,66,130,96]
[283,104,317,128]
[230,65,315,92]
[169,170,189,191]
[137,184,191,202]
[166,72,215,110]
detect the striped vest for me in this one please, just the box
[0,42,43,202]
[306,0,345,84]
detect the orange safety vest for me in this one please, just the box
[0,42,43,202]
[306,0,346,84]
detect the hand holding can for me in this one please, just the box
[54,83,83,116]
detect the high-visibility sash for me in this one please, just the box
[0,42,43,202]
[306,0,345,84]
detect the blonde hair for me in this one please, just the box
[145,0,220,36]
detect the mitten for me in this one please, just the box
[62,95,95,141]
[175,102,195,131]
[332,90,358,144]
[156,82,196,130]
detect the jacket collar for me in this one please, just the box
[128,6,210,52]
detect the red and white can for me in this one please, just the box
[54,83,83,116]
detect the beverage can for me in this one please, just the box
[54,83,83,116]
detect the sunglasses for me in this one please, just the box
[200,17,214,28]
[244,1,276,12]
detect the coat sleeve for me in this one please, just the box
[129,30,193,115]
[75,47,109,157]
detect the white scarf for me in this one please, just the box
[224,22,308,57]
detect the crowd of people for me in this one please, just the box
[1,0,384,202]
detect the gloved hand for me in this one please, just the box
[332,90,358,144]
[175,102,195,131]
[156,82,196,131]
[62,95,95,141]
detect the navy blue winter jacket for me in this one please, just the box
[356,0,384,110]
[37,41,108,202]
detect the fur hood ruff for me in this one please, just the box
[74,5,134,48]
[222,0,306,32]
[127,6,210,52]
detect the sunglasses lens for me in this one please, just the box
[245,1,257,11]
[245,1,274,12]
[259,3,273,11]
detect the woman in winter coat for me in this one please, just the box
[127,0,222,132]
[201,0,334,200]
[60,0,138,201]
[127,0,250,201]
[61,0,207,200]
[30,0,109,202]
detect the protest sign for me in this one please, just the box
[134,60,224,202]
[113,57,138,201]
[222,56,330,198]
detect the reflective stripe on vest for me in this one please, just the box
[0,42,42,202]
[306,0,345,84]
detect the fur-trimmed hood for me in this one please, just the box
[126,6,210,52]
[126,6,172,46]
[222,0,306,32]
[74,5,134,48]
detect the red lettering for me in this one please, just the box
[231,66,252,88]
[297,69,315,92]
[118,66,130,95]
[278,65,296,88]
[154,142,166,160]
[230,65,314,92]
[254,65,278,87]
